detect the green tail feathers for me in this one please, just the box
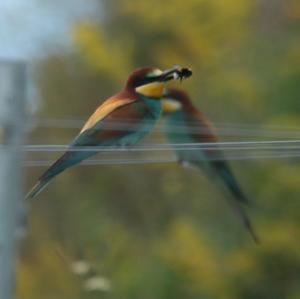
[25,151,78,200]
[229,200,260,244]
[216,178,259,243]
[212,163,259,243]
[25,178,51,200]
[216,162,250,204]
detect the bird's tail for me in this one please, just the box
[25,151,78,200]
[25,177,52,200]
[216,163,250,205]
[216,178,259,244]
[227,198,259,244]
[210,162,259,243]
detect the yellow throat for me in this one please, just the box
[135,82,165,98]
[161,99,182,113]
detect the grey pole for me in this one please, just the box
[0,60,26,299]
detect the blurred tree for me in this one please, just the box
[19,0,300,298]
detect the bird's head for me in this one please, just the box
[161,88,193,114]
[126,66,192,98]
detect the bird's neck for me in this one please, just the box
[142,96,162,119]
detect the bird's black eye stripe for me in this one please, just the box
[134,73,163,86]
[133,77,151,87]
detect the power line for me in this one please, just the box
[26,117,300,138]
[23,150,300,167]
[12,139,300,152]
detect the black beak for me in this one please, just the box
[154,66,192,82]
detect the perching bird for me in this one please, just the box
[161,88,258,243]
[26,66,192,199]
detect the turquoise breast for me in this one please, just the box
[117,96,161,146]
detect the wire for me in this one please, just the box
[10,140,300,152]
[16,117,300,166]
[29,118,300,138]
[33,117,300,130]
[18,139,300,167]
[23,151,300,167]
[24,157,177,167]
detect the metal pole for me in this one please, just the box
[0,60,26,299]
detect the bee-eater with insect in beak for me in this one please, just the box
[26,66,192,200]
[161,88,258,243]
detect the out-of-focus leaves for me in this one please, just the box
[20,0,300,298]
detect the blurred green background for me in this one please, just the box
[19,0,300,298]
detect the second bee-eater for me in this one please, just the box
[26,66,192,199]
[162,88,258,243]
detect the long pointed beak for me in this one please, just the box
[156,66,192,82]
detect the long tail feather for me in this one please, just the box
[227,199,260,244]
[214,175,259,243]
[25,151,77,200]
[25,178,52,200]
[207,162,259,243]
[25,145,98,200]
[214,161,250,205]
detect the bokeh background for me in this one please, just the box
[2,0,300,298]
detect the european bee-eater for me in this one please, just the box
[26,66,192,199]
[162,88,258,243]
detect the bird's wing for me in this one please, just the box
[71,97,150,147]
[189,110,219,144]
[184,110,223,161]
[25,97,147,200]
[80,96,136,134]
[185,111,257,242]
[188,111,248,202]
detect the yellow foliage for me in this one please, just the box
[157,219,232,298]
[281,43,300,75]
[213,69,263,111]
[286,0,300,20]
[261,222,300,251]
[228,221,300,281]
[73,22,132,82]
[17,243,77,299]
[22,0,300,298]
